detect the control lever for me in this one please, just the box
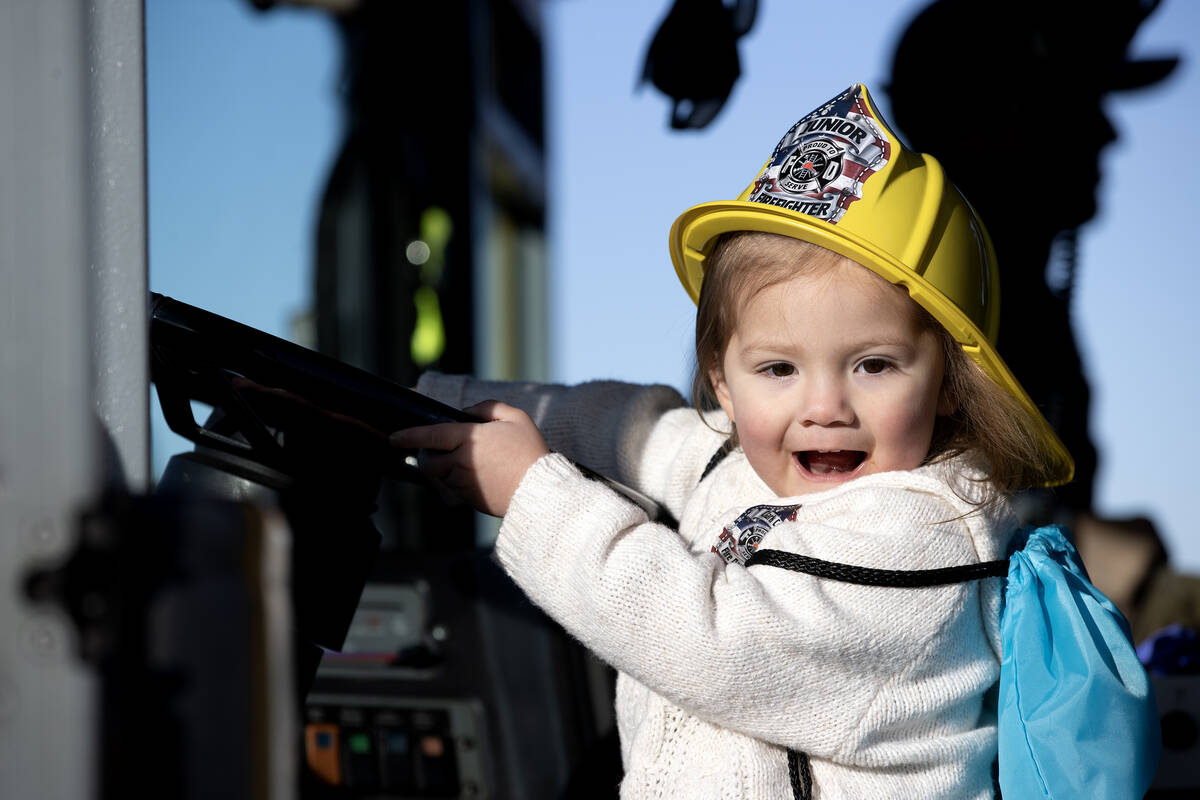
[149,292,674,525]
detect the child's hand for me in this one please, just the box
[389,400,549,518]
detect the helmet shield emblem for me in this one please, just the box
[749,84,891,223]
[779,140,843,192]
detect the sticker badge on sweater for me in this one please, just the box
[712,504,802,566]
[748,84,891,224]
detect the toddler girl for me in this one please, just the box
[393,84,1073,799]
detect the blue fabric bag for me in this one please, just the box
[997,525,1161,799]
[747,523,1162,800]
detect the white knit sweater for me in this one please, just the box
[416,374,1014,799]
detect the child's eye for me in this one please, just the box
[762,363,795,378]
[857,358,891,375]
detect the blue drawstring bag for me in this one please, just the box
[997,525,1160,798]
[748,523,1162,800]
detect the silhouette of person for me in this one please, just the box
[887,0,1178,519]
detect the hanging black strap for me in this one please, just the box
[787,748,814,800]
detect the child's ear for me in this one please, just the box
[710,368,736,422]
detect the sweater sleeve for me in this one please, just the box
[414,372,728,515]
[497,453,992,760]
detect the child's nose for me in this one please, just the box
[797,377,854,427]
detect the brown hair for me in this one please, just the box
[692,231,1059,496]
[692,233,840,409]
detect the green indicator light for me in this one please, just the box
[348,732,372,755]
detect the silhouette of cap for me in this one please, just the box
[889,0,1178,97]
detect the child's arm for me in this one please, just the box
[390,400,548,517]
[413,372,726,513]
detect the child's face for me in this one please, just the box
[710,262,952,497]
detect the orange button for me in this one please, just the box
[420,735,446,758]
[305,723,342,785]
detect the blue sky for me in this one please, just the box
[147,0,1200,570]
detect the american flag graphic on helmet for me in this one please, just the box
[748,84,892,224]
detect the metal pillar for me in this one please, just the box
[88,0,150,491]
[0,1,147,797]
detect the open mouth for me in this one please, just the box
[796,450,866,477]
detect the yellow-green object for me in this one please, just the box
[409,206,453,366]
[411,285,445,366]
[669,83,1073,486]
[418,206,454,283]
